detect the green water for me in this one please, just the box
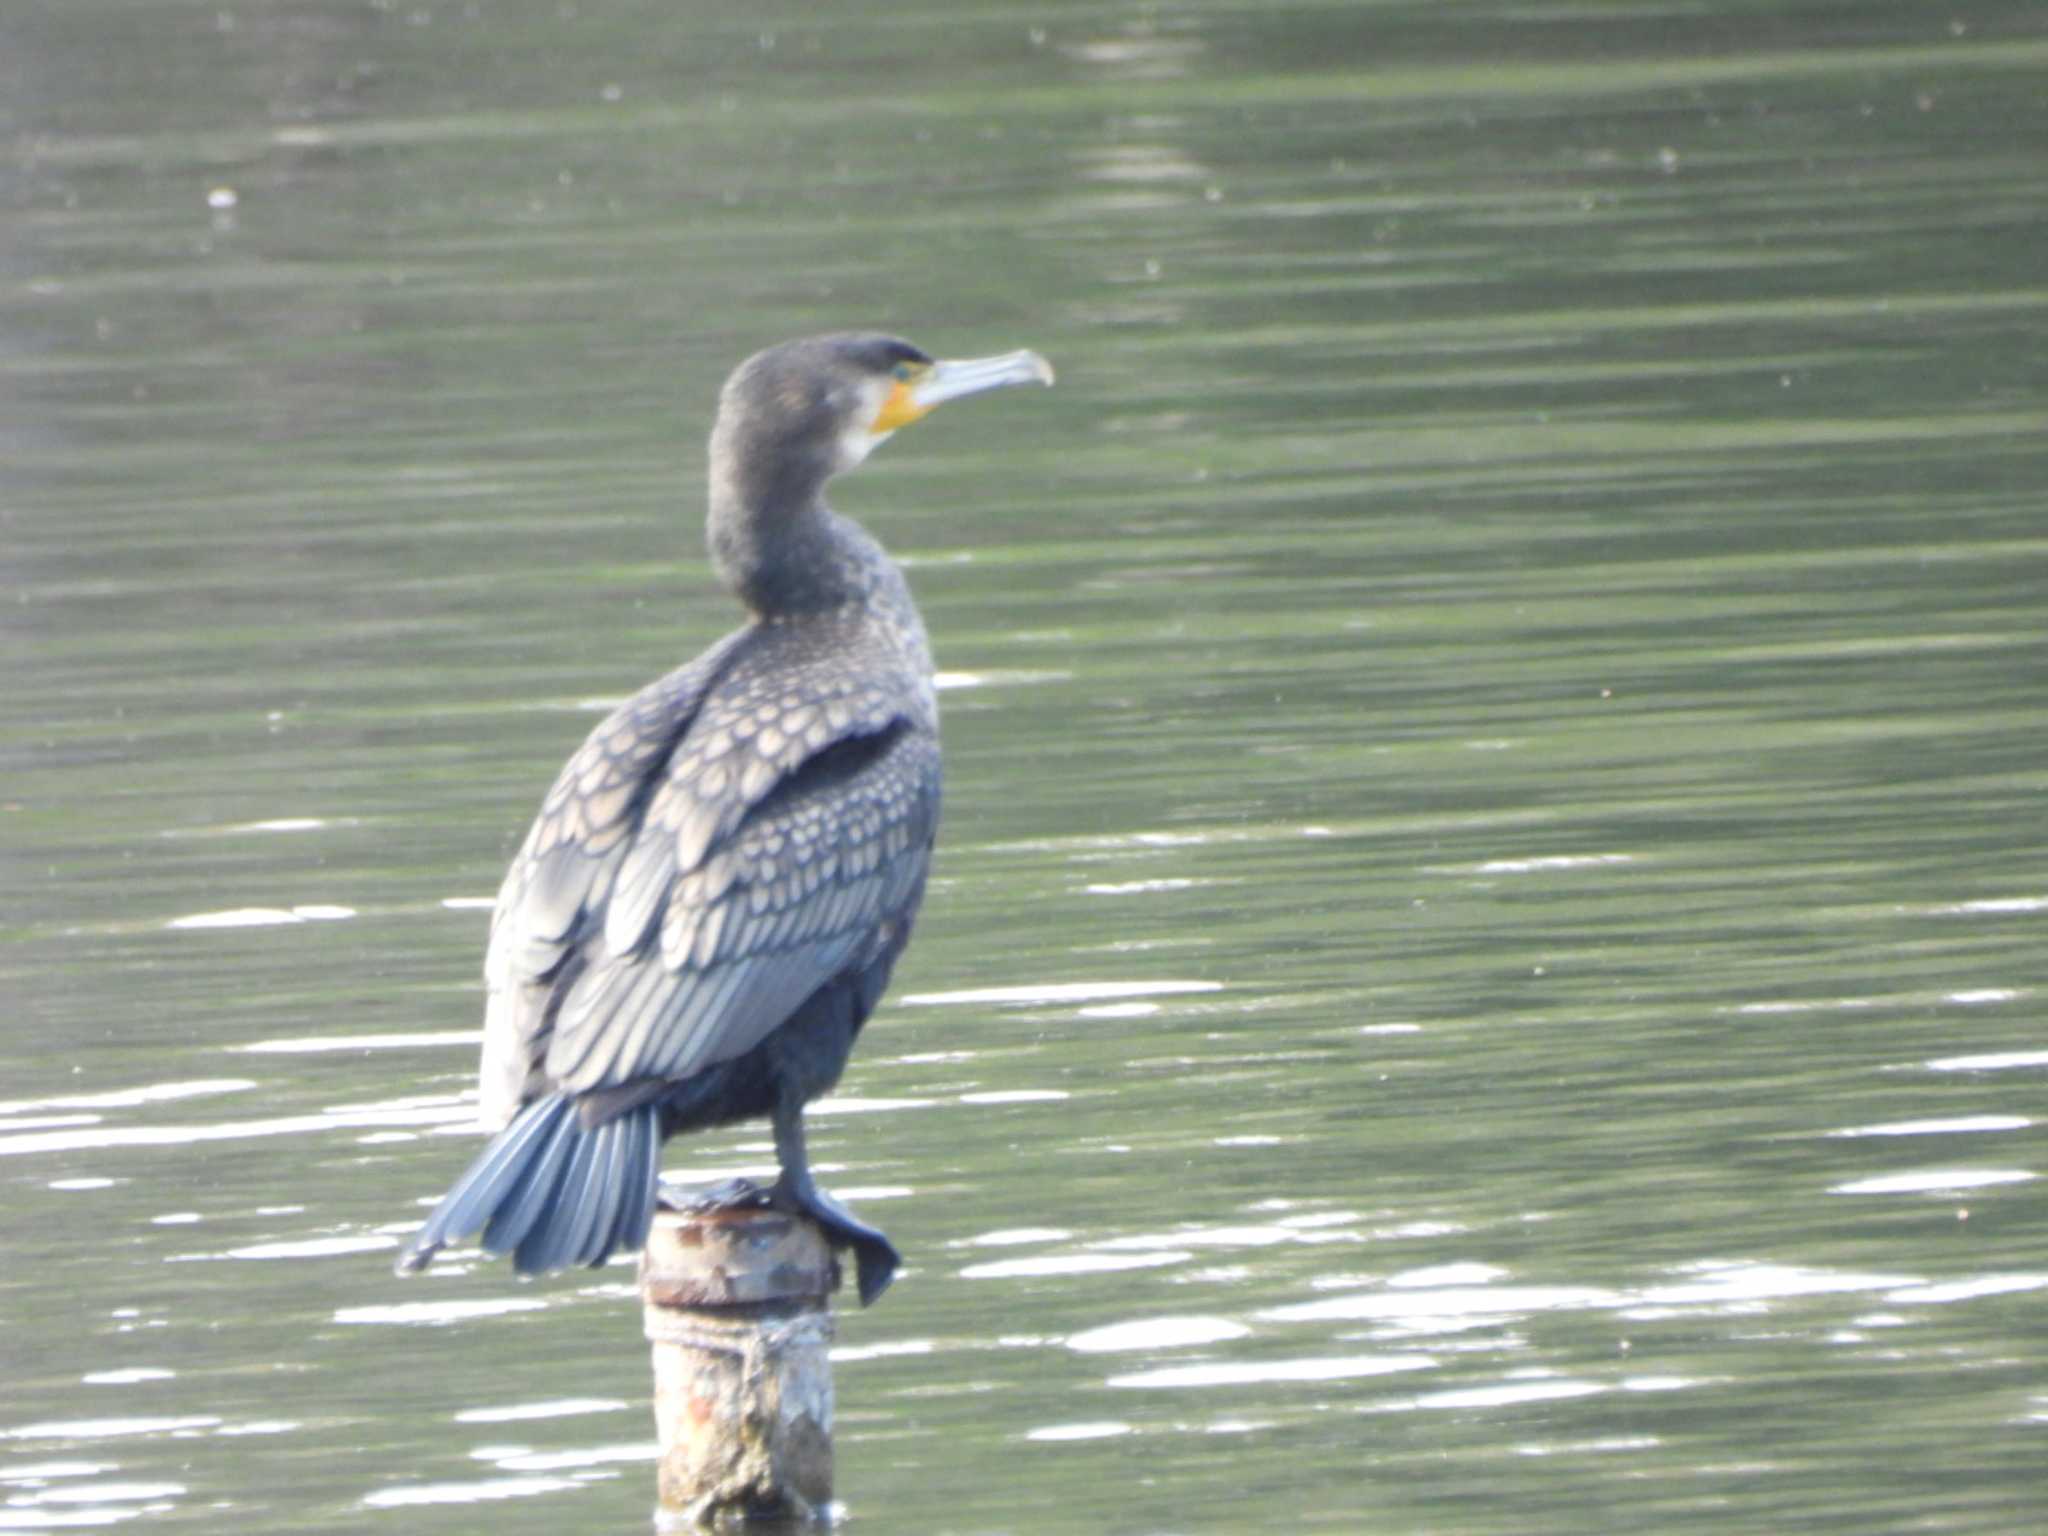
[6,1,2047,1531]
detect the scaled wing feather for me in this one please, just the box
[482,619,940,1118]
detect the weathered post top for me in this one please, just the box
[641,1205,840,1530]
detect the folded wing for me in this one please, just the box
[477,631,939,1126]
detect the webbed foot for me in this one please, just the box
[770,1176,900,1306]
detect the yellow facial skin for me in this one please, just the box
[870,372,934,435]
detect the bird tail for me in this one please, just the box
[393,1094,661,1277]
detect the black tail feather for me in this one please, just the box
[600,1109,661,1263]
[393,1094,661,1276]
[518,1117,608,1273]
[480,1097,580,1257]
[392,1094,564,1274]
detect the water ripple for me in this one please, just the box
[1067,1317,1249,1353]
[334,1300,547,1327]
[1,1418,217,1442]
[0,1082,253,1117]
[362,1476,581,1508]
[453,1399,627,1425]
[0,1098,475,1158]
[1026,1421,1133,1442]
[165,905,354,930]
[1829,1169,2034,1195]
[1829,1115,2030,1137]
[961,1251,1190,1280]
[901,979,1221,1008]
[1407,1377,1604,1411]
[1108,1354,1435,1390]
[234,1032,478,1054]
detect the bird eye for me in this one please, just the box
[891,362,915,382]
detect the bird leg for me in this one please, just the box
[770,1087,900,1307]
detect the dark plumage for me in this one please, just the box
[396,333,1053,1304]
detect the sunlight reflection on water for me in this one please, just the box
[1066,1316,1249,1353]
[960,1251,1191,1280]
[234,1032,478,1054]
[454,1400,628,1424]
[363,1476,583,1508]
[334,1299,548,1327]
[1109,1354,1435,1390]
[165,905,356,929]
[1828,1169,2034,1195]
[1828,1115,2031,1137]
[900,979,1222,1008]
[1024,1421,1132,1442]
[0,1099,473,1158]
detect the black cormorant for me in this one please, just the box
[394,333,1054,1304]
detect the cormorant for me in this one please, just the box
[394,333,1054,1304]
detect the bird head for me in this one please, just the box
[712,333,1055,507]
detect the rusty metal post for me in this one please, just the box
[640,1204,840,1529]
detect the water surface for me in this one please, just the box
[5,1,2047,1531]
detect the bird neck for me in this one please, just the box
[707,476,888,619]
